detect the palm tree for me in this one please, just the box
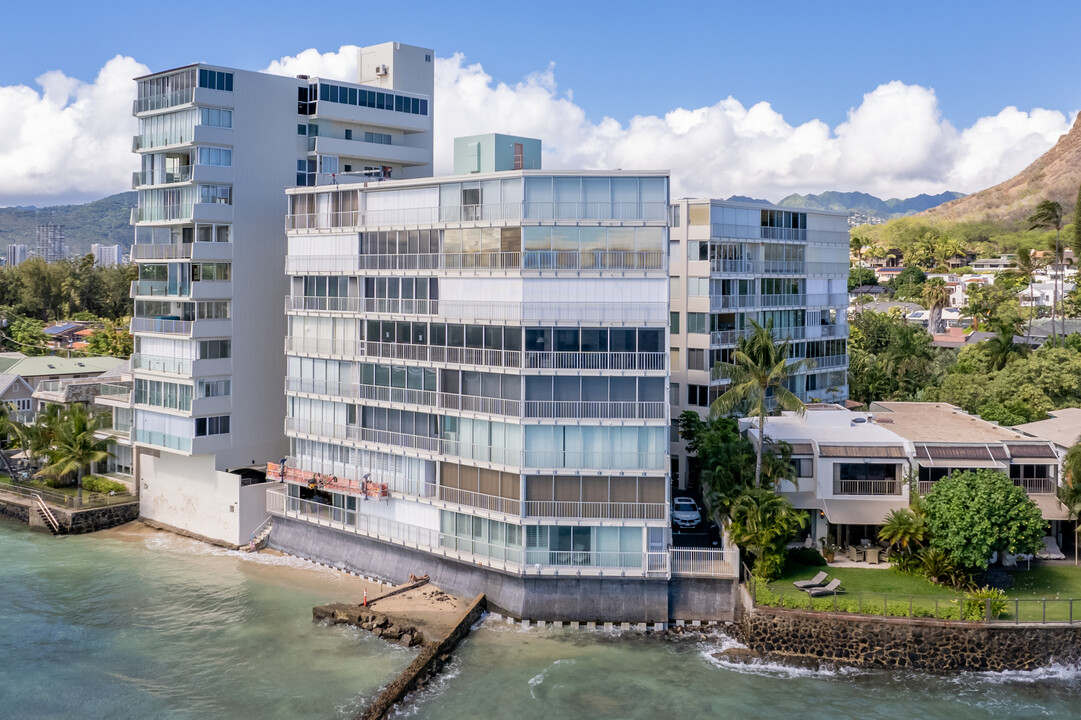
[878,508,926,553]
[1014,250,1047,337]
[1029,200,1064,343]
[711,319,814,487]
[727,486,808,579]
[850,235,867,269]
[922,277,951,334]
[36,403,114,504]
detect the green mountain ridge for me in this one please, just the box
[777,190,965,217]
[0,192,136,258]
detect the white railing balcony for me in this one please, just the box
[98,384,132,403]
[37,380,63,394]
[760,260,806,274]
[132,166,192,187]
[1013,477,1057,494]
[284,296,438,316]
[437,486,521,517]
[131,280,191,298]
[130,317,193,336]
[522,400,666,420]
[133,205,194,223]
[669,548,739,578]
[522,201,668,222]
[134,88,194,114]
[709,259,754,274]
[523,351,666,371]
[710,326,809,346]
[832,479,902,496]
[132,353,193,375]
[130,244,195,260]
[524,500,667,520]
[134,429,192,453]
[760,227,806,241]
[284,251,666,274]
[438,300,668,325]
[521,450,666,472]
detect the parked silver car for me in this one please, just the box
[671,496,702,531]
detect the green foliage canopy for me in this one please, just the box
[922,469,1046,570]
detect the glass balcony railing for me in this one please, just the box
[132,166,192,187]
[133,88,194,114]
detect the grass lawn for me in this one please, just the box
[761,561,1081,622]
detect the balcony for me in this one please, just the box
[285,201,668,231]
[266,489,669,578]
[833,479,902,496]
[132,166,192,188]
[523,500,667,521]
[285,296,438,315]
[133,428,193,453]
[284,250,666,274]
[133,88,194,114]
[522,351,666,372]
[97,383,133,405]
[522,401,666,420]
[669,548,739,578]
[308,136,431,167]
[132,353,191,375]
[131,244,194,261]
[130,317,192,336]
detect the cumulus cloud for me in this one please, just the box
[0,55,147,206]
[0,47,1072,207]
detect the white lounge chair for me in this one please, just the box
[807,579,844,597]
[793,572,829,589]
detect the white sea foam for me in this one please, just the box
[141,530,351,578]
[952,662,1081,686]
[699,634,864,679]
[527,658,577,699]
[388,652,465,718]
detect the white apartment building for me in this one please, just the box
[36,223,65,263]
[91,243,122,267]
[129,42,433,546]
[270,169,682,616]
[7,244,29,267]
[668,199,849,490]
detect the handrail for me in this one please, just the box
[248,515,274,550]
[32,493,61,533]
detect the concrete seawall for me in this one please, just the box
[0,495,139,534]
[271,516,703,623]
[358,593,487,720]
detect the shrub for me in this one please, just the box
[786,546,828,568]
[962,587,1009,621]
[81,476,128,495]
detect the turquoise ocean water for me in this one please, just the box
[2,520,1078,719]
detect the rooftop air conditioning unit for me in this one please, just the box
[375,64,389,76]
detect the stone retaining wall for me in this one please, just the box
[60,502,140,534]
[737,604,1081,671]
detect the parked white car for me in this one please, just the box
[671,497,702,531]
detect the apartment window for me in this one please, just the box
[687,313,708,334]
[688,384,709,407]
[688,348,706,371]
[670,421,681,443]
[670,347,680,372]
[198,378,231,398]
[363,131,392,145]
[297,124,307,135]
[688,277,709,296]
[670,312,680,335]
[135,379,193,412]
[198,69,233,92]
[344,129,352,140]
[669,205,681,228]
[193,263,230,282]
[196,147,231,166]
[195,415,230,436]
[198,107,232,128]
[793,458,813,478]
[197,301,230,319]
[670,383,680,407]
[197,185,232,205]
[198,339,231,359]
[670,277,681,299]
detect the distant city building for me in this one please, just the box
[7,244,29,267]
[36,224,65,263]
[453,133,542,174]
[91,243,122,267]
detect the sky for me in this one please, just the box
[0,0,1078,207]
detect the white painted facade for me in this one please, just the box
[668,199,850,490]
[280,170,672,575]
[129,44,433,546]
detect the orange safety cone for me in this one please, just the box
[363,590,368,607]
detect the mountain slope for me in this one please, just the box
[920,114,1081,224]
[777,190,964,217]
[0,192,135,257]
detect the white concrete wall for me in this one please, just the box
[140,451,243,545]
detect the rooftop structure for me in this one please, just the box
[1014,408,1081,451]
[453,133,541,174]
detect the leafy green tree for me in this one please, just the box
[37,403,114,503]
[1029,200,1064,342]
[983,311,1028,371]
[711,319,813,487]
[1064,439,1081,489]
[922,469,1046,570]
[6,317,50,355]
[727,487,808,580]
[677,412,756,519]
[85,320,133,357]
[848,267,877,291]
